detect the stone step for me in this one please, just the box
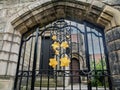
[34,84,109,90]
[35,87,109,90]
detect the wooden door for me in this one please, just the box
[71,58,80,83]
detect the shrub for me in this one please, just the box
[90,60,108,87]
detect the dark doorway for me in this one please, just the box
[39,37,54,75]
[71,58,80,83]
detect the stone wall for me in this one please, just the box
[107,0,120,4]
[0,79,14,90]
[0,0,38,76]
[105,27,120,90]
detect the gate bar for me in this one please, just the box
[84,22,92,90]
[19,42,27,90]
[31,27,39,90]
[13,36,23,90]
[26,35,34,90]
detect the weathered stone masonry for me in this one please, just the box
[105,27,120,89]
[0,0,120,90]
[97,5,120,90]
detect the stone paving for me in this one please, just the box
[35,84,109,90]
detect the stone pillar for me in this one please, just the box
[97,3,120,89]
[0,22,21,90]
[105,27,120,90]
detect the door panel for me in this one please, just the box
[71,58,80,83]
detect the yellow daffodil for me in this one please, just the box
[49,58,58,68]
[66,35,70,39]
[55,50,59,55]
[52,41,60,50]
[52,35,57,40]
[61,41,69,49]
[60,56,70,67]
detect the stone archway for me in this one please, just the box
[0,0,120,90]
[11,0,105,34]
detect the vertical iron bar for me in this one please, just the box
[98,32,106,90]
[63,69,65,90]
[31,27,39,90]
[26,35,34,90]
[13,36,23,90]
[70,22,73,90]
[47,54,50,90]
[39,30,45,90]
[39,36,42,90]
[77,24,81,90]
[55,37,58,90]
[19,41,27,90]
[102,32,113,90]
[55,70,57,90]
[84,22,92,90]
[47,28,51,90]
[90,28,98,90]
[39,37,43,90]
[63,27,65,90]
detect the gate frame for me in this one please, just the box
[13,20,112,90]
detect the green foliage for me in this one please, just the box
[90,60,108,87]
[91,71,104,87]
[90,60,106,70]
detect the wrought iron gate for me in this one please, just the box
[14,19,112,90]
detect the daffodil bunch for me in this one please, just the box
[49,58,58,68]
[49,35,70,68]
[61,41,69,49]
[60,55,70,67]
[49,55,71,68]
[52,35,57,40]
[51,41,60,50]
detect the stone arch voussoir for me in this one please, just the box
[10,0,120,34]
[10,0,109,34]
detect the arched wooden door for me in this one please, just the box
[71,58,80,83]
